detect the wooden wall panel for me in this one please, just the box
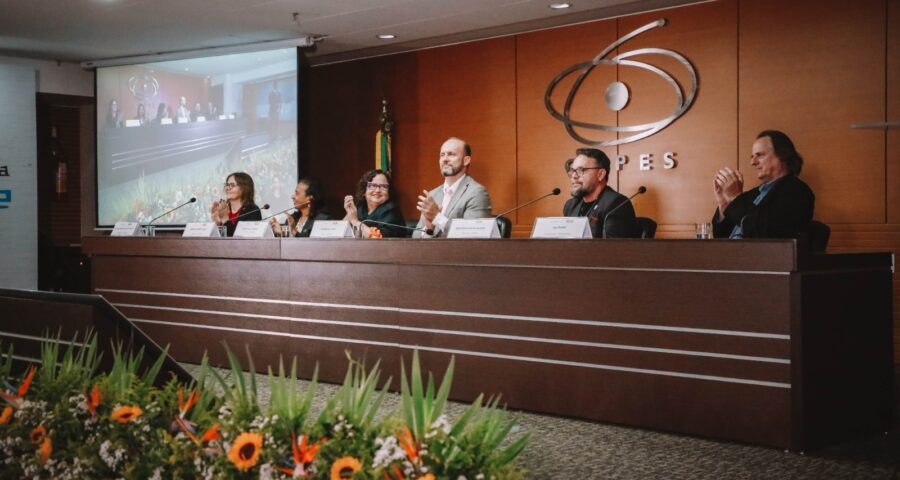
[738,0,886,224]
[515,20,618,223]
[391,37,518,219]
[889,0,900,224]
[309,38,517,220]
[617,0,738,226]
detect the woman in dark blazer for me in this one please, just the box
[270,177,331,237]
[210,172,262,237]
[343,169,406,238]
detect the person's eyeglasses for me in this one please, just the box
[568,167,601,178]
[366,182,390,191]
[224,182,238,189]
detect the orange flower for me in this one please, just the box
[228,432,263,472]
[110,405,143,423]
[85,384,101,416]
[419,475,435,480]
[38,438,52,465]
[200,423,221,443]
[18,366,35,398]
[177,387,199,417]
[0,406,11,424]
[396,426,418,461]
[386,464,404,480]
[297,434,323,465]
[0,366,36,408]
[367,227,383,239]
[330,456,362,480]
[30,425,46,445]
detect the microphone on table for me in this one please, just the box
[493,188,561,218]
[229,203,269,224]
[601,186,646,239]
[362,218,434,236]
[261,204,301,221]
[146,197,196,226]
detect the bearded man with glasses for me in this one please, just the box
[562,148,638,238]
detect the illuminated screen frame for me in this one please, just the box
[94,48,309,230]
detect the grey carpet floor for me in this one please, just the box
[184,364,900,479]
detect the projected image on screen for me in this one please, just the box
[96,48,298,227]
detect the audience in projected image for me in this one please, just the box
[106,99,122,129]
[109,138,296,226]
[210,172,262,237]
[270,178,331,237]
[343,169,406,238]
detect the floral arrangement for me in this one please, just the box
[0,333,529,479]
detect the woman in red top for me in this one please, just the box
[210,172,262,237]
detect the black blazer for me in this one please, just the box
[225,203,262,237]
[356,200,406,237]
[563,186,638,238]
[712,174,815,239]
[292,210,332,238]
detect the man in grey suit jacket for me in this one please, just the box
[413,137,492,238]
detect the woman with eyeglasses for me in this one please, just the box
[210,172,262,237]
[342,169,406,238]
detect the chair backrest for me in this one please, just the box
[807,220,830,253]
[635,216,657,239]
[495,216,512,239]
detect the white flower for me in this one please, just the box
[431,414,452,435]
[372,436,408,469]
[259,463,278,480]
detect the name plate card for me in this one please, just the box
[310,220,354,238]
[446,218,500,239]
[531,217,592,239]
[183,222,221,237]
[110,221,143,237]
[233,221,274,238]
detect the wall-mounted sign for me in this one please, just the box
[545,19,698,146]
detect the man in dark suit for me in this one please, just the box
[413,137,492,238]
[712,130,814,238]
[563,148,637,238]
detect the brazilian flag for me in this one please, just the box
[375,128,391,172]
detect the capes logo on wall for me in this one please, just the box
[545,19,698,171]
[0,165,9,209]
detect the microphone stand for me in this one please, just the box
[362,219,434,237]
[144,197,196,236]
[261,205,298,221]
[601,186,646,239]
[494,188,561,218]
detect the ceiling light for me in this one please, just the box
[549,3,572,9]
[377,34,396,40]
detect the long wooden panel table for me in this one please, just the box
[82,236,894,450]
